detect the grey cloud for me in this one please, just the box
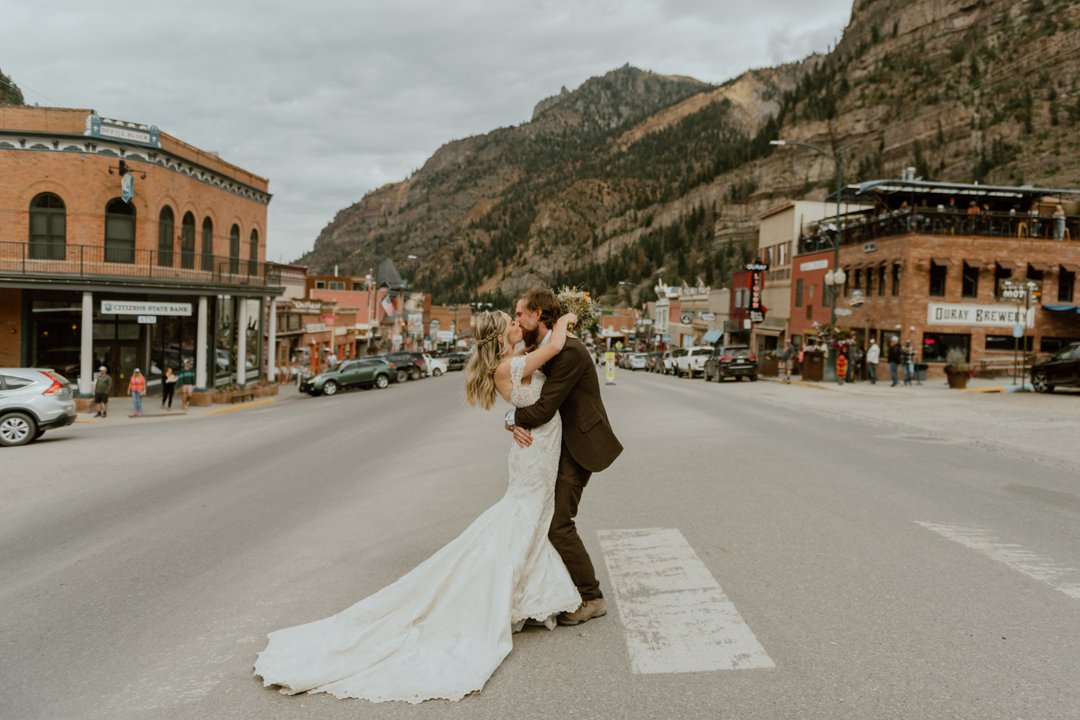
[6,0,850,262]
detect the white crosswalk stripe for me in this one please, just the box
[597,527,774,674]
[916,521,1080,601]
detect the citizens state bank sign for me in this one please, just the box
[927,303,1034,328]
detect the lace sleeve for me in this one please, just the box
[509,355,526,394]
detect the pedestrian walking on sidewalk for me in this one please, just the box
[161,366,178,410]
[128,368,146,417]
[778,341,795,383]
[178,360,196,412]
[93,366,111,418]
[835,346,848,385]
[902,340,916,386]
[887,336,901,386]
[865,338,880,384]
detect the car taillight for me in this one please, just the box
[721,356,732,362]
[39,370,64,395]
[748,355,757,362]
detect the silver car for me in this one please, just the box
[0,368,77,446]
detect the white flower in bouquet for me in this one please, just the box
[555,286,599,332]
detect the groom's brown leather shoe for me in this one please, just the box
[557,598,607,626]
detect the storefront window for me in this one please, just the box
[201,217,214,272]
[181,212,196,269]
[29,193,66,260]
[29,300,81,381]
[244,298,261,376]
[922,332,970,363]
[215,297,235,386]
[158,206,175,267]
[229,225,240,275]
[985,335,1032,352]
[105,199,136,264]
[1040,336,1080,353]
[248,229,258,277]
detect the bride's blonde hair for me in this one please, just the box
[464,311,510,410]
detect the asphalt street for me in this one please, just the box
[2,369,1078,720]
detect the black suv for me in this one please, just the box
[704,344,758,382]
[380,352,427,382]
[1031,342,1080,392]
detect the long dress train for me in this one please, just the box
[253,356,581,703]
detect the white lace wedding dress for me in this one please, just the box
[254,356,582,703]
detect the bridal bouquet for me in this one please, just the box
[556,286,599,332]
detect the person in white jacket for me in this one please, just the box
[865,338,881,384]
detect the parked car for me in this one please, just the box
[673,346,713,378]
[627,352,648,371]
[646,351,663,373]
[704,344,758,382]
[0,368,77,446]
[662,349,683,375]
[1030,342,1080,393]
[443,352,469,371]
[379,352,427,382]
[300,358,393,396]
[423,354,449,377]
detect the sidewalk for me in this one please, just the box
[74,387,297,426]
[769,374,1033,395]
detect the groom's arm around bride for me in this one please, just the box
[512,287,621,620]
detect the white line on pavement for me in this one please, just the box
[597,527,775,674]
[916,521,1080,602]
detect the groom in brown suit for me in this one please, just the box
[509,287,622,625]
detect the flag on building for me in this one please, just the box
[380,296,395,316]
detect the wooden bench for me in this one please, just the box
[229,389,257,403]
[976,356,1034,378]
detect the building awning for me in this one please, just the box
[996,260,1016,270]
[1042,304,1080,314]
[931,257,953,266]
[1059,263,1080,274]
[702,330,722,344]
[1027,262,1051,272]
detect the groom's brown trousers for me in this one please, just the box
[551,451,602,601]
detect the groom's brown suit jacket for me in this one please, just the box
[514,336,622,473]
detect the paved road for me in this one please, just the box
[2,371,1078,719]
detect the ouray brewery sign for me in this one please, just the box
[927,303,1034,328]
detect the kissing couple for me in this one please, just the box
[255,286,623,703]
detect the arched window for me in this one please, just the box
[229,224,240,275]
[29,193,66,260]
[247,228,259,276]
[157,206,175,267]
[201,217,214,271]
[105,199,136,264]
[180,212,196,269]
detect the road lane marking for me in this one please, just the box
[916,521,1080,601]
[597,527,774,674]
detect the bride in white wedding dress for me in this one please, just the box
[254,310,583,704]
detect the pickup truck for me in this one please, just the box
[673,346,713,378]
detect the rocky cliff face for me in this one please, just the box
[0,69,23,105]
[301,0,1080,304]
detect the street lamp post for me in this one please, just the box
[771,138,846,382]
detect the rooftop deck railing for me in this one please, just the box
[800,207,1079,253]
[0,241,282,288]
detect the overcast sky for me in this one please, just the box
[5,0,851,263]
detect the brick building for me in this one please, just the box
[827,179,1080,376]
[0,106,280,395]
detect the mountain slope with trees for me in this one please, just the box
[301,0,1080,307]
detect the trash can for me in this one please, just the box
[801,353,824,381]
[913,362,927,383]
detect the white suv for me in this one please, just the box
[0,369,77,446]
[673,346,713,378]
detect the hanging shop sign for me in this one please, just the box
[101,300,192,316]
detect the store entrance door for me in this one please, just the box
[93,342,141,396]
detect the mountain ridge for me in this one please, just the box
[300,0,1080,306]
